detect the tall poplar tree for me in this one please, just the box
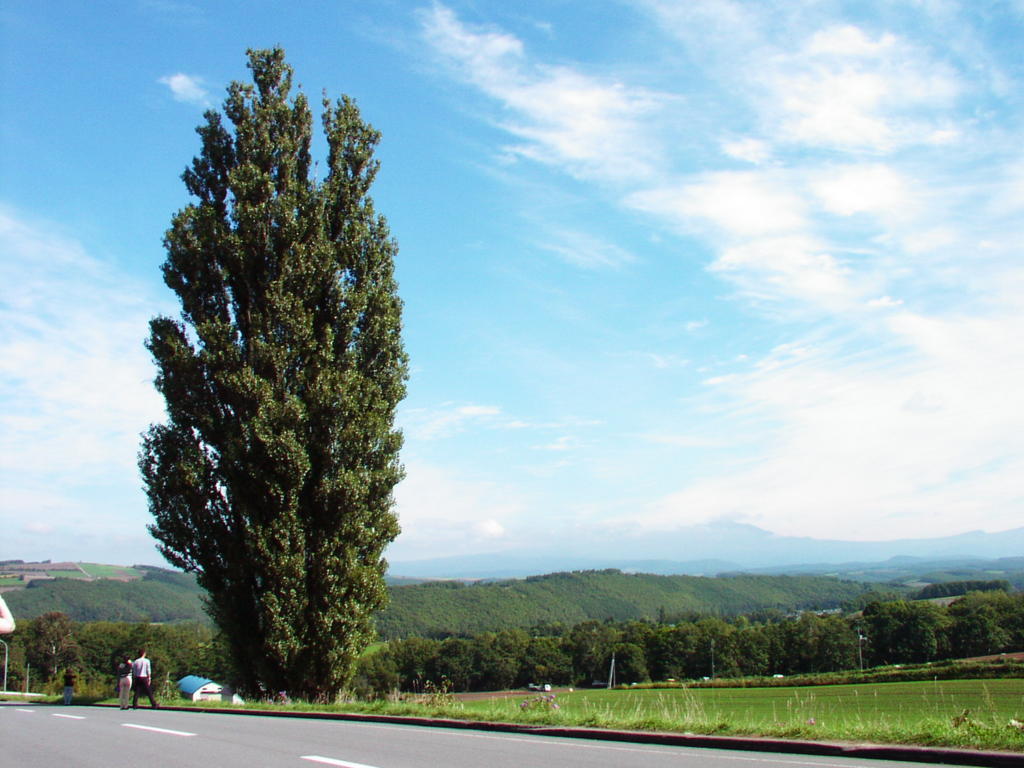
[140,48,407,701]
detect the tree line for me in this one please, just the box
[0,613,227,699]
[0,590,1019,700]
[355,590,1024,696]
[379,569,879,639]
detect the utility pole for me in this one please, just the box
[607,653,616,689]
[857,627,867,671]
[710,638,715,680]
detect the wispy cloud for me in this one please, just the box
[763,25,961,153]
[633,303,1024,541]
[630,171,809,238]
[539,229,636,269]
[391,461,523,559]
[420,4,668,183]
[401,402,504,440]
[417,3,1024,546]
[0,207,170,560]
[158,72,211,106]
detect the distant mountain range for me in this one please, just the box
[387,522,1024,580]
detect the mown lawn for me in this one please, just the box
[77,563,143,579]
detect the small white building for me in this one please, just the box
[177,675,243,703]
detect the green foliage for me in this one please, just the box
[862,599,951,664]
[4,569,206,622]
[378,570,875,638]
[140,47,406,702]
[914,580,1011,599]
[359,591,1024,696]
[2,615,228,695]
[23,612,80,681]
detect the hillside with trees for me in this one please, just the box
[377,569,878,639]
[6,566,878,633]
[360,590,1024,695]
[4,567,207,623]
[3,585,1019,700]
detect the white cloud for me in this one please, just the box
[811,164,912,218]
[867,295,903,309]
[763,26,961,153]
[411,3,1024,552]
[640,352,689,369]
[0,207,171,562]
[540,230,636,269]
[711,235,863,310]
[630,171,807,237]
[421,4,667,182]
[401,402,504,440]
[0,208,166,480]
[474,519,506,539]
[804,25,897,57]
[721,137,772,165]
[391,462,521,559]
[158,73,211,106]
[632,302,1024,541]
[532,435,575,452]
[640,433,723,449]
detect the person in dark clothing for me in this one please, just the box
[131,649,159,709]
[63,668,76,705]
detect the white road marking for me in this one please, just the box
[16,708,34,713]
[52,713,86,720]
[300,757,380,768]
[122,723,196,737]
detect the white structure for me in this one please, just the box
[177,675,243,703]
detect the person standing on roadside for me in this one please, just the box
[0,594,14,633]
[116,655,133,709]
[131,649,159,709]
[62,668,76,705]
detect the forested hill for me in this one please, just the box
[376,569,877,639]
[4,567,208,623]
[6,566,877,632]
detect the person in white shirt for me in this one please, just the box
[131,649,159,708]
[0,594,14,634]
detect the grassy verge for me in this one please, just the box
[83,679,1024,753]
[674,659,1024,687]
[459,681,1024,752]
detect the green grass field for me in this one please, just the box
[86,678,1024,752]
[78,563,143,579]
[457,680,1024,751]
[468,680,1023,727]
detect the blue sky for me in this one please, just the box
[2,1,1022,567]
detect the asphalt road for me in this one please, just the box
[0,702,972,768]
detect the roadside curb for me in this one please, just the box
[96,703,1023,766]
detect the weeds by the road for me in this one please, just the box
[80,678,1024,754]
